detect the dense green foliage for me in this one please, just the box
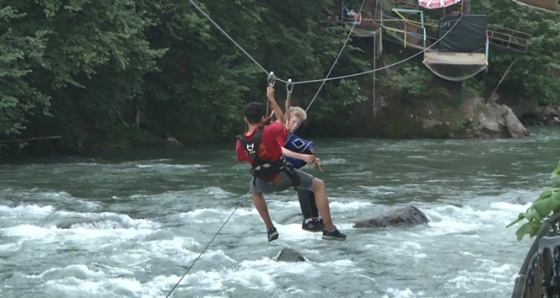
[0,0,558,154]
[508,161,560,240]
[1,0,163,152]
[0,6,49,139]
[473,0,560,104]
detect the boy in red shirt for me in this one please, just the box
[236,85,345,242]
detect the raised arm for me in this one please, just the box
[267,85,285,124]
[284,96,291,124]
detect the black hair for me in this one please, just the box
[243,102,265,124]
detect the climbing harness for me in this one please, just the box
[238,127,283,178]
[238,126,300,185]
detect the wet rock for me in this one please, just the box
[162,136,183,147]
[523,105,560,126]
[353,205,429,228]
[462,97,528,138]
[514,194,536,205]
[275,247,306,262]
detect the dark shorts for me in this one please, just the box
[249,168,314,194]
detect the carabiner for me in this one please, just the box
[267,71,276,87]
[286,78,294,95]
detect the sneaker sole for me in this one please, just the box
[302,227,323,233]
[268,232,279,242]
[322,235,346,241]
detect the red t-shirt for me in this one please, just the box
[236,121,288,164]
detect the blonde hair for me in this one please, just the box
[287,106,307,121]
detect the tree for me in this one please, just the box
[0,6,49,142]
[141,0,369,143]
[474,0,560,104]
[2,0,164,150]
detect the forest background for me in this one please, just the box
[1,0,559,158]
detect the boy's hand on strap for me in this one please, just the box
[310,149,324,172]
[300,154,317,164]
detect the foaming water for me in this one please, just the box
[1,127,560,297]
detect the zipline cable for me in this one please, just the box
[293,15,465,85]
[188,0,465,88]
[187,0,289,84]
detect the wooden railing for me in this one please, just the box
[487,25,531,53]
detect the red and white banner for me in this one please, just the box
[418,0,461,9]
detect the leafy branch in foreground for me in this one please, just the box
[507,161,560,240]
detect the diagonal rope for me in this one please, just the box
[164,192,248,298]
[187,0,289,84]
[304,0,368,112]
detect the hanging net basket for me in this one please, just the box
[423,61,487,81]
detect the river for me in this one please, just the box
[1,127,559,298]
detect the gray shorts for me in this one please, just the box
[249,168,314,194]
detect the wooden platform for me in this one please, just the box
[423,52,487,65]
